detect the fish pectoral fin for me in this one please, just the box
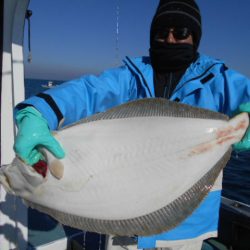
[40,148,64,180]
[48,159,64,180]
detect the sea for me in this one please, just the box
[24,78,250,205]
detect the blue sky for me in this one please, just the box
[24,0,250,80]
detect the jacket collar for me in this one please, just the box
[124,54,224,98]
[124,56,155,97]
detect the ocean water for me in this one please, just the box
[24,78,64,98]
[24,78,250,206]
[222,150,250,205]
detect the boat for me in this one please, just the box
[0,1,89,249]
[0,1,249,249]
[202,197,250,250]
[41,81,57,89]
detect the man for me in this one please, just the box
[14,0,250,249]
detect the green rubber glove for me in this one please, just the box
[233,102,250,152]
[14,107,65,165]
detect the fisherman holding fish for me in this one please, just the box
[8,0,250,249]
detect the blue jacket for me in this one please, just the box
[19,54,250,248]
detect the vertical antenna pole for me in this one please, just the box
[115,0,119,65]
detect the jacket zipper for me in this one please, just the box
[125,56,153,97]
[163,72,173,99]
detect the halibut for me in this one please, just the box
[0,98,248,236]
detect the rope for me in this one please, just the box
[25,9,32,63]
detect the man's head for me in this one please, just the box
[150,0,202,49]
[150,0,202,73]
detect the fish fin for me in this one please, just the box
[49,159,64,180]
[62,98,229,129]
[41,149,64,179]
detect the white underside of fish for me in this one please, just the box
[41,117,239,217]
[0,99,249,235]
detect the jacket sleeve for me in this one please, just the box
[222,68,250,116]
[15,66,137,130]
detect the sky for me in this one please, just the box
[23,0,250,81]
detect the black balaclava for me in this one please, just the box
[150,0,202,73]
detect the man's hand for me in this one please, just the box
[233,102,250,152]
[14,107,65,165]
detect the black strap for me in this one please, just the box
[36,93,63,126]
[200,73,214,84]
[15,103,34,110]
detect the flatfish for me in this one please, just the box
[0,98,248,236]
